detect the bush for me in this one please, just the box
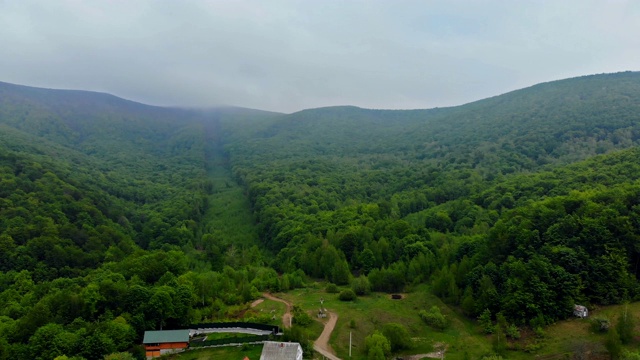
[382,323,413,351]
[351,276,371,296]
[364,330,391,357]
[338,289,357,301]
[506,324,520,339]
[325,283,339,293]
[419,306,448,330]
[591,317,611,333]
[534,326,545,338]
[292,305,313,326]
[478,309,495,334]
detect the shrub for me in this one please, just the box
[506,324,520,339]
[292,305,313,326]
[364,331,391,357]
[382,323,413,351]
[338,289,357,301]
[534,326,545,338]
[419,306,448,330]
[325,283,339,293]
[478,309,495,334]
[591,317,611,333]
[351,276,371,296]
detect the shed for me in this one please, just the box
[143,329,190,359]
[574,305,588,318]
[260,341,303,360]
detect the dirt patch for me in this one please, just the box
[406,343,448,359]
[263,293,292,329]
[314,311,340,360]
[250,298,264,308]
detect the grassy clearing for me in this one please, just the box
[276,285,492,360]
[165,343,263,360]
[516,302,640,359]
[204,332,244,341]
[171,287,640,359]
[202,150,259,249]
[243,298,287,327]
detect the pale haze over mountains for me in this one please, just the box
[0,0,639,112]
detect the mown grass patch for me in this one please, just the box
[276,284,492,360]
[166,343,263,360]
[243,298,287,326]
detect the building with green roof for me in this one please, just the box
[143,330,190,359]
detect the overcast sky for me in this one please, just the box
[1,1,639,113]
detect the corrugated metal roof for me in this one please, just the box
[260,341,302,360]
[143,330,190,344]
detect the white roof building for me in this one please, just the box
[260,341,303,360]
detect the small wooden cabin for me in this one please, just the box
[143,329,190,359]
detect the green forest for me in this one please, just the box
[2,72,640,359]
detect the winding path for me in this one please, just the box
[313,311,340,360]
[257,293,341,359]
[262,293,293,329]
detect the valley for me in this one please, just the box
[2,72,640,359]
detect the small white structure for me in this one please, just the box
[318,307,327,318]
[574,304,588,318]
[260,341,303,360]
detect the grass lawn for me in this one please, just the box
[513,302,640,360]
[172,285,640,360]
[204,332,245,341]
[276,284,492,360]
[249,297,287,324]
[164,344,263,360]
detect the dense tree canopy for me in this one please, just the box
[3,72,640,358]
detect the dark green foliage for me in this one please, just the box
[606,327,623,360]
[382,322,413,352]
[338,289,357,302]
[325,283,339,293]
[0,83,277,359]
[616,306,635,345]
[478,309,495,334]
[222,72,640,326]
[506,324,521,340]
[351,276,371,296]
[291,305,313,326]
[592,317,612,333]
[5,73,640,358]
[364,330,391,358]
[419,306,448,330]
[492,313,508,357]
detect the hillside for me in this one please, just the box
[2,72,640,359]
[221,72,640,323]
[0,82,279,360]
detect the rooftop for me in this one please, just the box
[143,330,190,344]
[260,341,302,360]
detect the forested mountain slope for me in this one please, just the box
[0,82,282,359]
[3,72,640,359]
[222,71,640,325]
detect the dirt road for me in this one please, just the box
[250,298,264,308]
[259,293,342,359]
[406,353,444,360]
[313,311,340,360]
[262,293,292,329]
